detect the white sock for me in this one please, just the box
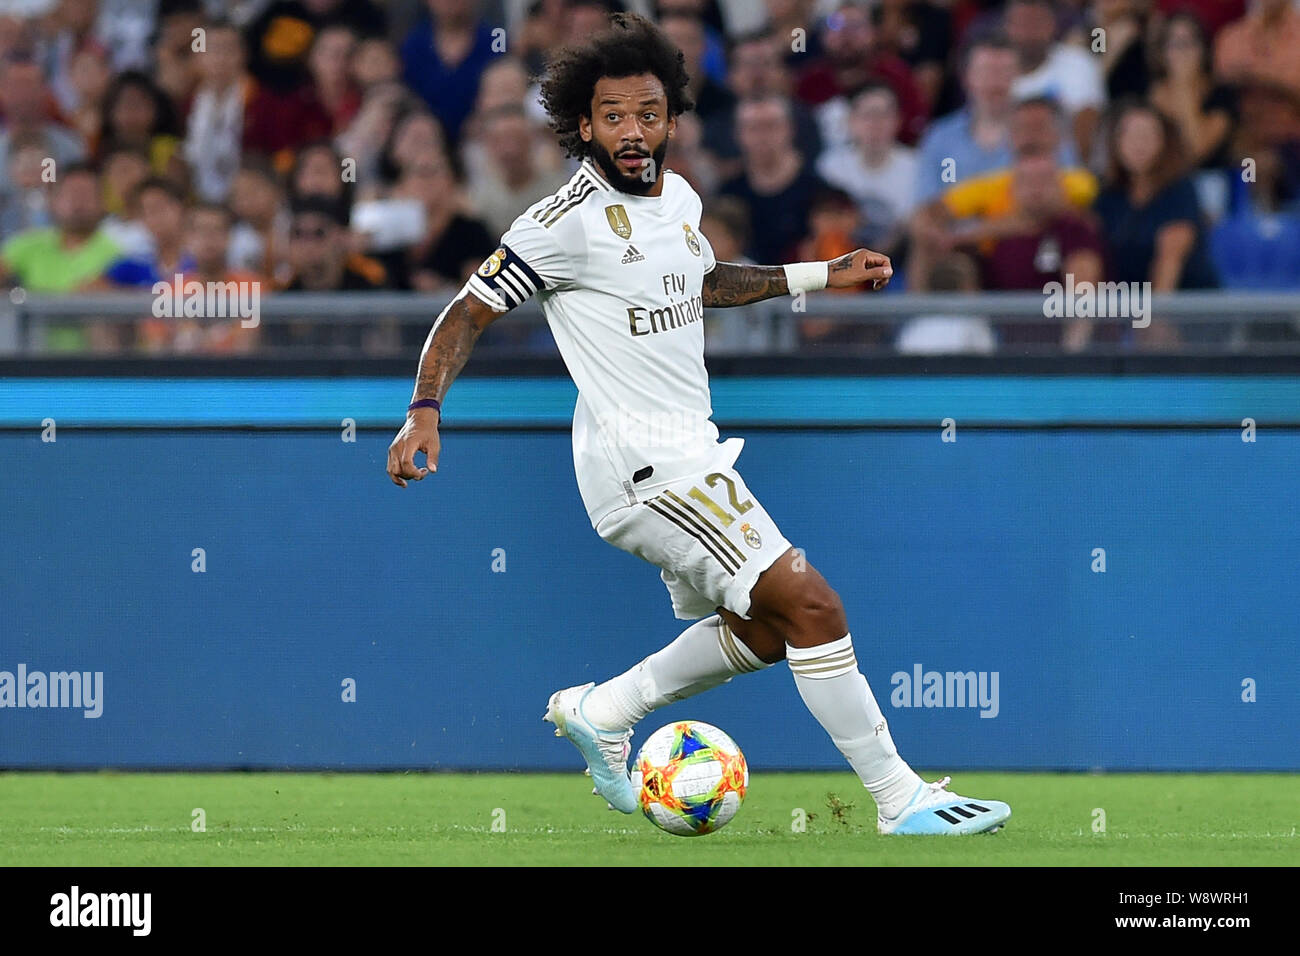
[786,634,924,819]
[583,615,769,732]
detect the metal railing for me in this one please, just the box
[2,289,1299,357]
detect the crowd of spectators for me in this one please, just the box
[1,0,1298,353]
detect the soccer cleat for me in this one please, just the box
[543,682,637,814]
[877,776,1011,835]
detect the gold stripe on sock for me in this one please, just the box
[719,621,762,674]
[788,648,856,670]
[789,655,857,675]
[790,659,858,674]
[716,619,748,673]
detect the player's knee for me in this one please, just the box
[763,576,846,645]
[799,580,847,641]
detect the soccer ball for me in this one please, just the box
[631,720,748,836]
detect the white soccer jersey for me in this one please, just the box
[466,158,741,527]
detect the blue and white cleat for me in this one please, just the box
[543,682,637,814]
[878,776,1011,835]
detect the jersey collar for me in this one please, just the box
[578,157,615,192]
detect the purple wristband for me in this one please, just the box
[408,398,441,413]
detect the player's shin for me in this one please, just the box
[581,615,769,732]
[786,634,925,819]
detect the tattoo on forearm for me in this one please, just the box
[701,262,789,308]
[412,297,485,403]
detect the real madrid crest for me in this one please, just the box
[605,204,632,240]
[740,522,762,549]
[477,248,505,278]
[683,223,701,256]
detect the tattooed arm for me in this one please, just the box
[701,249,894,308]
[701,262,789,307]
[386,291,501,487]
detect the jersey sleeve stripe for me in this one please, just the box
[531,177,588,222]
[532,192,568,222]
[539,182,595,227]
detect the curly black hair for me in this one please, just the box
[540,12,695,159]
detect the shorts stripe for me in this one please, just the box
[661,489,747,565]
[646,499,739,575]
[651,494,745,572]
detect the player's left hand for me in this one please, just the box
[827,249,893,291]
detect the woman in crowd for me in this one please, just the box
[1094,99,1220,346]
[1147,10,1237,171]
[98,70,186,184]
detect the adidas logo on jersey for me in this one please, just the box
[620,245,645,264]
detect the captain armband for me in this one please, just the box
[465,243,545,313]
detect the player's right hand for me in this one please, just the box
[387,408,441,487]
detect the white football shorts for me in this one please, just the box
[595,459,793,621]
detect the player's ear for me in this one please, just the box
[667,114,676,139]
[579,114,593,143]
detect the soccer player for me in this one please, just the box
[387,14,1011,835]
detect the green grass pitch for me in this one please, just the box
[1,771,1296,866]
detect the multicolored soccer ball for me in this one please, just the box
[631,721,748,836]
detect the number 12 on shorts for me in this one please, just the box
[688,472,753,527]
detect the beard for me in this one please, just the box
[589,137,670,196]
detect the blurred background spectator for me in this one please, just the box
[895,251,997,354]
[796,1,929,148]
[184,19,249,203]
[105,175,193,288]
[0,55,87,174]
[465,102,568,237]
[816,80,917,257]
[720,94,829,263]
[401,0,498,148]
[227,154,291,284]
[1150,10,1236,172]
[0,134,54,238]
[0,162,119,350]
[910,95,1095,289]
[371,147,493,297]
[1095,98,1220,345]
[136,200,263,355]
[1004,0,1103,158]
[0,0,1294,358]
[98,69,185,183]
[1214,0,1300,163]
[270,191,386,352]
